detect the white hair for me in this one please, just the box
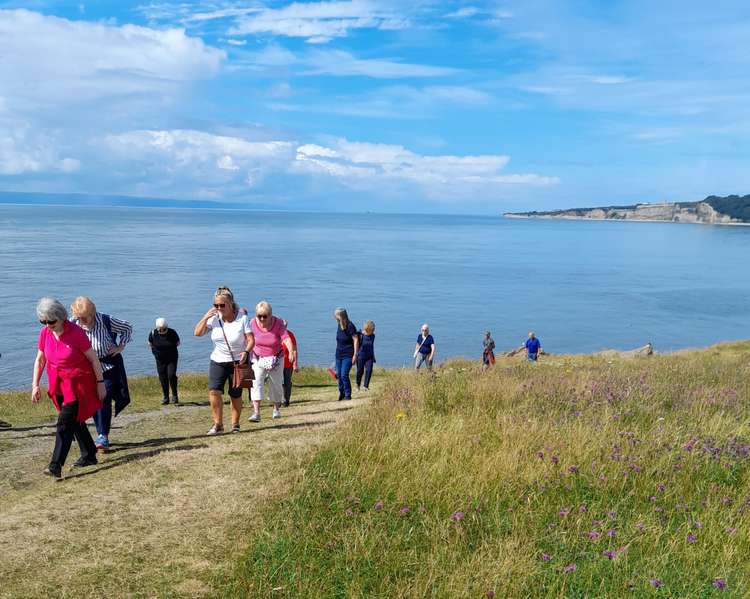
[155,317,167,329]
[36,297,68,322]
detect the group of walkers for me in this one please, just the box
[26,286,542,478]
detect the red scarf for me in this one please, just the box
[47,365,102,423]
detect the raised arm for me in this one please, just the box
[194,308,217,337]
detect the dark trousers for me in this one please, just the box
[355,358,374,389]
[156,358,179,399]
[283,367,293,404]
[51,398,96,470]
[93,369,119,437]
[335,357,353,399]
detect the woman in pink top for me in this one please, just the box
[248,301,295,422]
[31,297,107,478]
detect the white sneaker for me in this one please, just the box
[248,413,260,423]
[272,408,281,419]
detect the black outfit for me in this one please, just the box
[50,396,97,473]
[149,328,180,400]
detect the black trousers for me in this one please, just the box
[356,358,374,389]
[282,367,294,404]
[51,398,97,470]
[156,358,178,399]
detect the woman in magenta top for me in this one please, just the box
[248,301,295,422]
[31,297,107,478]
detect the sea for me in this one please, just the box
[1,204,749,390]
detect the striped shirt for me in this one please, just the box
[72,312,133,372]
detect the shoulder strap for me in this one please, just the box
[101,314,117,345]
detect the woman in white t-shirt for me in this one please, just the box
[194,286,255,435]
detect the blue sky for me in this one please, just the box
[0,1,748,213]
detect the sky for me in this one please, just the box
[0,0,749,213]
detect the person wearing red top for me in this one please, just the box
[281,323,299,407]
[31,298,107,478]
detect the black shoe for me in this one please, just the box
[283,400,290,407]
[72,456,98,468]
[171,397,179,404]
[0,420,11,428]
[43,466,62,479]
[344,396,352,401]
[161,397,170,405]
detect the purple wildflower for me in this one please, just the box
[603,550,616,559]
[693,519,703,529]
[551,455,560,466]
[687,533,697,543]
[654,506,664,513]
[635,522,645,531]
[574,410,581,417]
[579,505,588,513]
[373,501,384,511]
[649,496,657,502]
[345,508,354,517]
[657,483,666,492]
[726,527,737,535]
[486,591,496,599]
[713,578,727,590]
[607,510,617,519]
[563,563,577,573]
[399,506,411,516]
[592,519,603,528]
[536,451,544,460]
[568,465,579,474]
[451,511,465,522]
[559,507,571,518]
[607,529,617,538]
[721,497,732,506]
[541,553,551,562]
[650,579,663,589]
[588,531,602,540]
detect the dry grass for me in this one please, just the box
[0,368,370,598]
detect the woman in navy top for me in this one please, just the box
[356,320,376,392]
[334,308,359,400]
[414,323,435,370]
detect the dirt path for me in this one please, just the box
[0,386,365,598]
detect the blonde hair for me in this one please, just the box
[255,300,272,316]
[214,286,238,313]
[70,296,96,319]
[334,307,350,330]
[363,320,375,335]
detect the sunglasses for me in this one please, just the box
[257,314,269,320]
[213,303,227,309]
[40,319,58,325]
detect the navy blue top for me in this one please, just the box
[525,337,541,355]
[336,322,358,359]
[358,333,376,361]
[416,334,434,355]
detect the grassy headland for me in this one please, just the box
[227,343,750,598]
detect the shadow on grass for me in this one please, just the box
[63,444,208,480]
[294,384,337,389]
[105,419,337,454]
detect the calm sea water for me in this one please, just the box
[1,205,749,390]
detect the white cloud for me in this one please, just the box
[304,49,457,78]
[228,0,409,42]
[0,114,80,175]
[445,7,479,19]
[0,9,224,110]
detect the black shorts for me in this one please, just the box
[208,360,243,398]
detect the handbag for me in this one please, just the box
[218,317,255,389]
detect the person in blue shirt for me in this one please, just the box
[414,324,436,370]
[355,320,376,392]
[524,331,542,361]
[334,307,359,400]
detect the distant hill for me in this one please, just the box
[505,194,750,225]
[0,191,275,211]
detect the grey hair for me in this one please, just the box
[334,307,350,330]
[36,297,68,322]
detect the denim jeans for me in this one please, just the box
[527,353,538,362]
[93,370,119,437]
[356,358,374,389]
[415,353,433,370]
[335,356,353,399]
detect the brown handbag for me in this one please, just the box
[218,317,255,389]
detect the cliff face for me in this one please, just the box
[506,195,750,224]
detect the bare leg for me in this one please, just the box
[252,400,261,417]
[230,396,243,427]
[209,390,223,426]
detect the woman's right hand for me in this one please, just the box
[31,385,41,403]
[203,307,218,321]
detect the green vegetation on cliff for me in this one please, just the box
[228,344,750,598]
[705,195,750,222]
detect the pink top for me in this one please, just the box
[38,321,101,421]
[250,316,290,358]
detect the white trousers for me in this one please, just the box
[251,360,284,404]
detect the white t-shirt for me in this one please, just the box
[207,314,252,363]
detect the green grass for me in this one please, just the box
[226,344,750,598]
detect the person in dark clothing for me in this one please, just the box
[281,321,298,407]
[148,317,180,405]
[356,320,376,392]
[482,331,496,371]
[334,308,359,400]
